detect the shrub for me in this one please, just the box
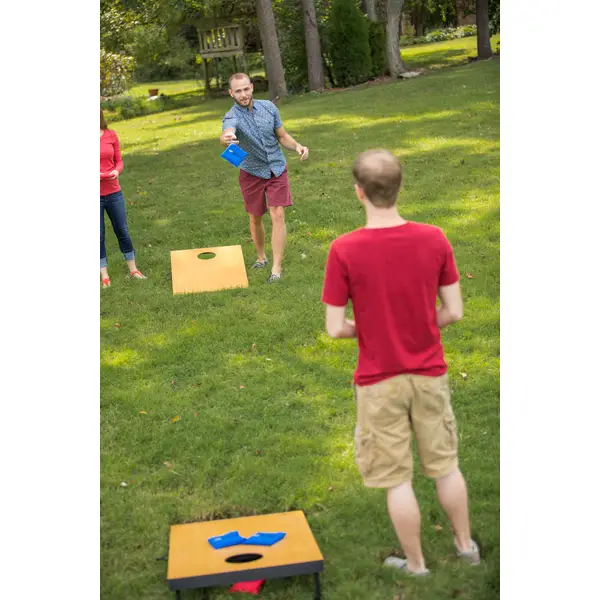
[400,25,478,47]
[100,49,135,97]
[125,24,197,82]
[328,0,372,87]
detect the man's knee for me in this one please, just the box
[270,206,285,224]
[249,214,263,226]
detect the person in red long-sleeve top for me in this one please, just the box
[100,108,146,287]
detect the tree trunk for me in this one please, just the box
[386,0,409,76]
[300,0,325,90]
[476,0,493,59]
[255,0,288,100]
[364,0,377,21]
[413,6,426,37]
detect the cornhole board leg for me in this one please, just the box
[314,572,321,599]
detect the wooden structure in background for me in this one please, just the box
[196,24,249,94]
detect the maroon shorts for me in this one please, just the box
[239,167,293,217]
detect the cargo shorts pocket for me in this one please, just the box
[354,425,375,478]
[443,412,458,452]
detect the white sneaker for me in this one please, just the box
[456,540,481,565]
[383,556,430,575]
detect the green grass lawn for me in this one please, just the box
[101,57,499,599]
[128,78,204,98]
[126,69,267,98]
[401,34,500,70]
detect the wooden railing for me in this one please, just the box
[199,25,244,57]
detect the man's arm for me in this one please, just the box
[437,282,463,328]
[275,125,308,160]
[325,305,356,338]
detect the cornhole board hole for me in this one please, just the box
[167,510,324,599]
[170,245,248,295]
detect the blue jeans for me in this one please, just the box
[100,190,135,268]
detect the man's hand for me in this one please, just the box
[296,145,309,161]
[325,305,356,338]
[437,282,463,328]
[220,129,238,146]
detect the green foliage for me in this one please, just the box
[368,20,387,78]
[489,0,500,35]
[125,25,197,82]
[100,49,135,97]
[100,2,139,53]
[328,0,372,87]
[401,24,477,46]
[275,0,308,93]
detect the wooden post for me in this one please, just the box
[202,57,210,95]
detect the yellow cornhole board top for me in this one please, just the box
[170,245,248,295]
[167,510,324,592]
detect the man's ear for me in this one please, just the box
[354,183,366,204]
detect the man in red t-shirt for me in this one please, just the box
[321,149,479,575]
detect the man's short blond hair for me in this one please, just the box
[229,73,251,88]
[352,149,403,208]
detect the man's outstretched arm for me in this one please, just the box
[275,125,309,159]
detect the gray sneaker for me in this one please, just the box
[456,540,480,565]
[267,272,282,284]
[383,556,430,576]
[251,258,269,269]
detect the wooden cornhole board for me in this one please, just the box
[167,510,324,599]
[170,245,248,295]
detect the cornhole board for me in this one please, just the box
[170,245,248,295]
[167,510,324,599]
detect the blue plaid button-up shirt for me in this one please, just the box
[222,100,286,179]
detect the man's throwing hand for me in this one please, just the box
[221,130,239,145]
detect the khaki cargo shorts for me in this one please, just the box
[354,373,459,488]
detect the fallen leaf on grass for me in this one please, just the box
[239,385,245,389]
[115,323,121,329]
[251,343,257,351]
[460,372,468,380]
[193,412,198,417]
[164,461,173,469]
[120,482,128,487]
[172,415,180,423]
[255,449,262,455]
[328,486,334,492]
[433,524,443,531]
[266,358,272,361]
[466,273,477,279]
[139,410,147,415]
[171,379,177,385]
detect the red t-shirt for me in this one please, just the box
[321,222,460,386]
[100,129,123,196]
